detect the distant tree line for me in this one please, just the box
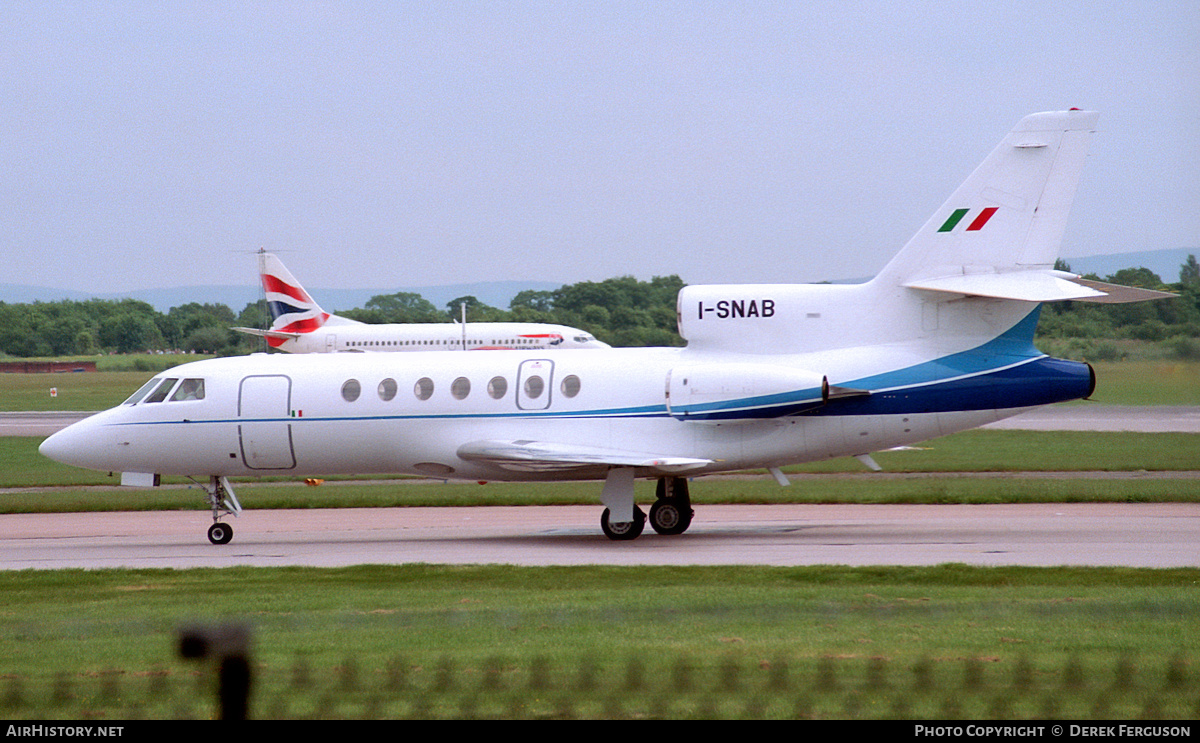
[1038,256,1200,360]
[0,259,1196,360]
[0,298,267,358]
[0,275,687,358]
[338,274,687,349]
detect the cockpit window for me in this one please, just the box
[123,377,163,405]
[142,378,180,404]
[170,378,205,401]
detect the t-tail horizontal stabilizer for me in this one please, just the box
[905,271,1176,303]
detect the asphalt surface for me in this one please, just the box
[2,503,1197,569]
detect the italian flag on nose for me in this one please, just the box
[938,206,999,232]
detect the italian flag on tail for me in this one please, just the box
[938,206,998,233]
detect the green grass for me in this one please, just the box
[1,565,1198,719]
[4,428,1197,492]
[0,370,166,411]
[1087,360,1200,405]
[4,476,1199,516]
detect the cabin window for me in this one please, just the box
[451,377,471,400]
[523,375,545,399]
[342,379,361,402]
[487,376,507,399]
[124,377,163,405]
[414,377,434,400]
[170,378,205,401]
[560,375,581,398]
[143,378,179,404]
[378,378,398,401]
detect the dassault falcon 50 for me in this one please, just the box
[41,110,1171,544]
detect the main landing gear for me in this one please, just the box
[648,476,694,536]
[600,475,694,541]
[192,476,242,545]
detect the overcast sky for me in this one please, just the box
[2,1,1197,294]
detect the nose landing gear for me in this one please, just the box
[192,476,242,545]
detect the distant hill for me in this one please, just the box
[0,280,562,314]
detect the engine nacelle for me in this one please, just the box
[666,363,828,422]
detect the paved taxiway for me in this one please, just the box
[2,503,1197,570]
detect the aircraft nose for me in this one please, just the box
[39,415,99,469]
[39,425,78,466]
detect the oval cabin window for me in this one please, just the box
[451,377,471,400]
[524,375,545,399]
[487,376,508,399]
[560,375,581,398]
[414,377,435,401]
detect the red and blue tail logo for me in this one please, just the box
[262,271,329,348]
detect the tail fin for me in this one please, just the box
[258,252,331,338]
[873,110,1111,301]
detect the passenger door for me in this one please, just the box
[516,359,554,410]
[238,375,297,470]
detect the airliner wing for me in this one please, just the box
[231,327,302,341]
[457,440,712,473]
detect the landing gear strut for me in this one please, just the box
[649,476,693,536]
[193,476,242,545]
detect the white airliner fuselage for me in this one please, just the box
[41,110,1172,543]
[232,252,609,352]
[265,318,609,354]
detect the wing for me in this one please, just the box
[457,439,713,474]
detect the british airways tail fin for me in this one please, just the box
[258,252,334,340]
[234,252,363,348]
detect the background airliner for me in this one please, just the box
[42,110,1171,544]
[232,252,609,352]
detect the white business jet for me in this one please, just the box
[232,251,609,352]
[41,111,1172,544]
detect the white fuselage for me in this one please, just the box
[38,341,1038,483]
[272,320,609,353]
